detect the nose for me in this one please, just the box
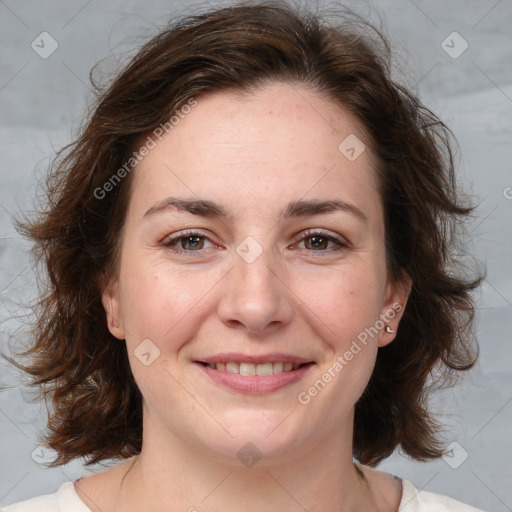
[216,244,294,336]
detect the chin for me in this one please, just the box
[192,409,313,465]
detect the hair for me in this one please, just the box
[5,0,483,467]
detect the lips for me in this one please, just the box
[194,353,315,394]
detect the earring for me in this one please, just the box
[385,325,395,333]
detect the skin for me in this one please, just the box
[76,82,411,511]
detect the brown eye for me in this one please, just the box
[162,231,213,254]
[304,234,330,250]
[178,235,205,250]
[297,230,348,253]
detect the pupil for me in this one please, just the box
[308,236,327,250]
[183,236,202,250]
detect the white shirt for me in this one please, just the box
[1,479,487,511]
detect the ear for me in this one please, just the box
[101,278,126,340]
[378,272,412,348]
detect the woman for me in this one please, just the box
[3,1,486,511]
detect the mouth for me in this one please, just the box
[193,355,315,394]
[197,361,311,376]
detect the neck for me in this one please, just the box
[114,413,377,512]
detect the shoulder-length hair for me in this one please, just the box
[8,0,483,466]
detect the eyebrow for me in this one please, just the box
[143,197,368,223]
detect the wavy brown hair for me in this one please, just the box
[5,1,483,467]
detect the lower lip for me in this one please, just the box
[194,362,315,394]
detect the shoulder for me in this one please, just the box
[400,479,487,512]
[1,482,91,512]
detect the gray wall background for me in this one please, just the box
[1,0,511,510]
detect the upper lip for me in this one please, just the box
[197,353,314,365]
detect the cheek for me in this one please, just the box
[119,257,212,344]
[293,265,382,421]
[293,260,385,347]
[118,265,207,409]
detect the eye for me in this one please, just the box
[162,229,348,256]
[162,230,215,254]
[295,229,348,253]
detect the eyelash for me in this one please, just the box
[162,229,348,256]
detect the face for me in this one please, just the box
[102,82,410,464]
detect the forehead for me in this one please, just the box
[129,82,382,228]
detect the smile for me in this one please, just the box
[195,357,315,394]
[200,361,303,376]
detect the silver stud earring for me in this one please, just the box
[385,325,395,334]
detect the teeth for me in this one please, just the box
[239,362,256,376]
[256,363,273,376]
[273,362,284,374]
[225,362,239,374]
[206,361,303,376]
